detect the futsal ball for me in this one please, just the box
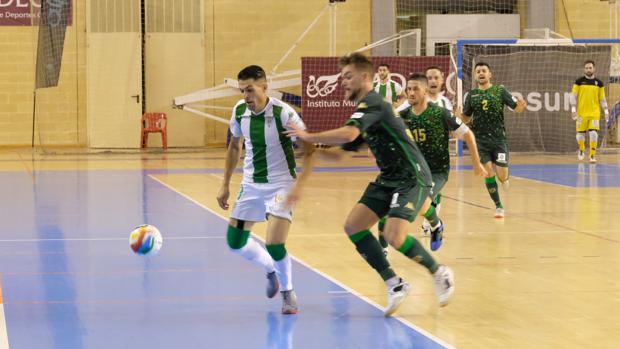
[129,224,163,256]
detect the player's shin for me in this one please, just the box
[227,224,275,272]
[349,230,396,282]
[397,235,439,273]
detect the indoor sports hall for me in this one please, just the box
[0,1,618,348]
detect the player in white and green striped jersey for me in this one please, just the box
[373,63,404,105]
[216,65,316,315]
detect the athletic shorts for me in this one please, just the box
[477,139,509,167]
[430,171,449,201]
[576,116,600,132]
[231,181,295,222]
[359,181,432,222]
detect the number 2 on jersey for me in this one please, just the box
[481,99,489,111]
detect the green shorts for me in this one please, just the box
[430,171,449,201]
[477,139,509,167]
[359,181,432,222]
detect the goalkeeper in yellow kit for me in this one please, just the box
[570,60,609,163]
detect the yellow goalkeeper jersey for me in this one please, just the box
[572,76,605,118]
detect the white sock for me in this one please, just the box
[274,253,293,291]
[385,276,401,288]
[231,237,275,273]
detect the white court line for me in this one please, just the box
[0,236,223,243]
[0,282,8,349]
[148,174,456,349]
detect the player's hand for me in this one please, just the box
[604,111,610,123]
[216,186,230,210]
[285,184,302,207]
[283,122,310,141]
[571,111,578,121]
[474,163,488,177]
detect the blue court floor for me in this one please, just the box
[0,170,450,349]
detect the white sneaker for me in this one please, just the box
[421,220,431,236]
[384,279,411,317]
[494,207,505,219]
[500,179,510,191]
[578,150,585,161]
[432,265,454,307]
[589,155,597,164]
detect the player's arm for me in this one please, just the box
[217,135,242,210]
[316,135,366,162]
[444,110,486,177]
[286,140,316,206]
[599,82,609,122]
[570,82,579,120]
[501,86,526,113]
[284,124,360,144]
[394,82,407,108]
[458,92,473,124]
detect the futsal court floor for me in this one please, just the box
[0,147,618,349]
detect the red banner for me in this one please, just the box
[301,56,450,132]
[0,0,72,26]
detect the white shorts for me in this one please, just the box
[231,181,295,222]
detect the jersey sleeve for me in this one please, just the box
[229,103,243,138]
[462,92,473,116]
[394,81,403,95]
[571,82,579,96]
[500,86,518,109]
[344,101,384,132]
[598,80,606,101]
[341,135,366,152]
[282,105,306,131]
[442,108,469,137]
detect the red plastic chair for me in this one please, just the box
[141,112,167,149]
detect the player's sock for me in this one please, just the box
[377,217,389,248]
[485,176,502,208]
[589,130,598,158]
[397,235,439,274]
[576,132,586,152]
[423,205,440,227]
[349,230,396,281]
[227,225,275,272]
[266,245,293,291]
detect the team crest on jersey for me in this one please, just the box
[405,202,414,209]
[358,102,368,109]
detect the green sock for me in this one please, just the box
[485,176,502,208]
[423,205,440,227]
[377,217,388,248]
[349,230,396,281]
[397,235,439,273]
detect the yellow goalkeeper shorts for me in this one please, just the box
[576,116,600,132]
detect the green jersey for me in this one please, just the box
[342,91,433,187]
[400,103,468,173]
[463,85,517,142]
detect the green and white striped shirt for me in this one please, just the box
[230,98,304,184]
[373,80,402,103]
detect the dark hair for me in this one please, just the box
[407,73,428,84]
[474,61,491,71]
[425,65,444,75]
[237,65,267,81]
[339,53,375,76]
[584,60,595,67]
[378,63,390,69]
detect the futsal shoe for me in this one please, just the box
[589,155,597,164]
[432,265,454,307]
[384,279,411,317]
[430,221,444,251]
[578,150,585,161]
[281,290,299,314]
[494,207,505,219]
[266,271,280,298]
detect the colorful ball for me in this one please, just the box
[129,224,163,256]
